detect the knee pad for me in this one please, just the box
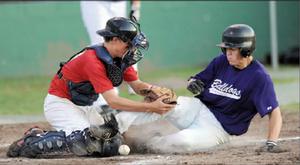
[66,129,89,156]
[89,113,119,140]
[66,128,103,156]
[102,133,124,157]
[66,126,123,157]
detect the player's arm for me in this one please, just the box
[267,107,282,141]
[131,0,141,8]
[126,79,152,96]
[101,88,174,115]
[256,106,287,153]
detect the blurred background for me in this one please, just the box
[0,1,299,119]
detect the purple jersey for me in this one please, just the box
[194,54,278,135]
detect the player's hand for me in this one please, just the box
[148,95,175,115]
[255,140,289,153]
[187,77,205,95]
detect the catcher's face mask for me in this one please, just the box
[123,32,149,66]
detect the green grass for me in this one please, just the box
[280,102,300,112]
[0,65,299,115]
[0,76,51,115]
[139,66,202,82]
[272,78,299,84]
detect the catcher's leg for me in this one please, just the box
[7,126,44,157]
[7,127,67,158]
[101,133,124,157]
[7,126,123,158]
[67,114,124,157]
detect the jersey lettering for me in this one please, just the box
[209,79,241,100]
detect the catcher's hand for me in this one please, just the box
[140,86,177,105]
[255,140,289,153]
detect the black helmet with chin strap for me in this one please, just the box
[97,17,149,65]
[217,24,256,57]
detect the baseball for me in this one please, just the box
[118,144,130,155]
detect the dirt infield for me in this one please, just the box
[0,110,299,165]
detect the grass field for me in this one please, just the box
[0,65,299,115]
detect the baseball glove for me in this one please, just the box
[140,86,177,104]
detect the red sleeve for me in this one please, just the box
[123,66,138,82]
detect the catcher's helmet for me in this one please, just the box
[217,24,256,57]
[97,17,149,65]
[97,17,138,43]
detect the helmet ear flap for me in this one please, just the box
[221,47,226,54]
[221,47,251,57]
[240,48,251,57]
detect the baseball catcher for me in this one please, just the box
[7,16,177,158]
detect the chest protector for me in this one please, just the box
[57,45,130,106]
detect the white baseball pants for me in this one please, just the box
[80,1,127,45]
[115,96,230,152]
[44,94,105,136]
[44,94,229,151]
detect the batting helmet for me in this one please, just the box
[217,24,256,57]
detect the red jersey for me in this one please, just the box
[48,49,138,99]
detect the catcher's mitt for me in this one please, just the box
[140,86,177,104]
